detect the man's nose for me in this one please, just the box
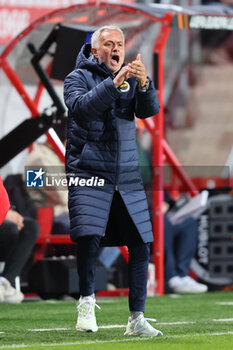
[113,43,119,51]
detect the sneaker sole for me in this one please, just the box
[174,289,208,294]
[3,297,24,303]
[124,331,163,337]
[76,325,98,333]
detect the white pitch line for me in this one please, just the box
[216,302,233,306]
[213,318,233,322]
[25,318,233,333]
[45,300,60,304]
[27,326,126,332]
[99,325,125,329]
[97,299,119,303]
[1,331,233,349]
[26,322,196,332]
[100,321,196,328]
[157,321,195,325]
[168,331,233,339]
[0,337,147,349]
[27,328,69,332]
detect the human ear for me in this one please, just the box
[91,48,98,58]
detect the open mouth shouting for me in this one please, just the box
[111,54,120,65]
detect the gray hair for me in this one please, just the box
[91,25,125,49]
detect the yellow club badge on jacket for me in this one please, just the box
[119,81,130,92]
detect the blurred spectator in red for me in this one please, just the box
[0,176,10,225]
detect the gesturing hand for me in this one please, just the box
[127,54,147,88]
[113,53,147,89]
[113,66,130,88]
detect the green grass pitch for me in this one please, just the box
[0,291,233,350]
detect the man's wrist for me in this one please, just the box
[138,79,149,92]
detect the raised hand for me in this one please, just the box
[127,53,147,88]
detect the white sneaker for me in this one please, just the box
[0,277,24,303]
[124,315,163,337]
[76,295,100,332]
[168,275,208,294]
[180,276,208,293]
[168,276,183,291]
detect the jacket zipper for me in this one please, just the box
[115,116,120,191]
[102,190,115,237]
[102,119,119,236]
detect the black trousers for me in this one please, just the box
[0,217,39,284]
[76,192,151,312]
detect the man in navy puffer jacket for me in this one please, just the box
[64,25,162,337]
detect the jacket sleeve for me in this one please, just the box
[135,78,160,119]
[64,69,120,121]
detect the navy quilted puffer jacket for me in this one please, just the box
[64,44,160,243]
